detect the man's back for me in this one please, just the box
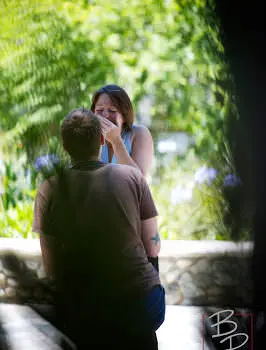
[34,162,160,300]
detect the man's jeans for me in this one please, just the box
[143,284,166,332]
[33,284,165,349]
[73,284,166,349]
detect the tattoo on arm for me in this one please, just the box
[151,232,160,245]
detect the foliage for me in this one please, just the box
[0,199,37,238]
[0,153,36,209]
[150,150,246,241]
[0,154,38,238]
[0,0,231,161]
[0,0,241,240]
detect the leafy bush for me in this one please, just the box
[0,154,38,238]
[0,199,37,238]
[0,0,231,162]
[150,150,245,240]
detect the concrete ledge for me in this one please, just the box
[160,240,253,257]
[0,238,40,256]
[0,238,254,257]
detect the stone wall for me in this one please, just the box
[0,239,253,306]
[160,241,253,306]
[0,239,46,303]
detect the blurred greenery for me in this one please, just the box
[0,200,37,238]
[0,155,37,238]
[150,150,242,240]
[0,0,230,158]
[0,0,241,239]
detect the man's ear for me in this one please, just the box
[100,133,105,146]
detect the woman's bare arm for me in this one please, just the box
[131,125,154,177]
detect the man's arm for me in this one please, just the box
[32,179,55,278]
[138,173,161,267]
[136,171,161,271]
[40,233,55,278]
[141,217,161,258]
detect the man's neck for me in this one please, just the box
[71,156,100,165]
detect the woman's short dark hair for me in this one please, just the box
[61,108,101,161]
[90,84,134,131]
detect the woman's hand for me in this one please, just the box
[97,115,122,145]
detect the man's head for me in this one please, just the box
[61,108,104,161]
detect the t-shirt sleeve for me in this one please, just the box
[139,176,158,220]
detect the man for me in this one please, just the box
[32,108,165,349]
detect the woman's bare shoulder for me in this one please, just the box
[132,124,153,140]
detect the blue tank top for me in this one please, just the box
[100,125,135,164]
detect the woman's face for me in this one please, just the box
[94,93,124,127]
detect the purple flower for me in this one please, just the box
[34,154,59,171]
[194,166,218,186]
[224,174,241,187]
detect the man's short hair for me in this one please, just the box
[61,108,101,160]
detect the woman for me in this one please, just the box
[91,84,159,272]
[90,84,154,177]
